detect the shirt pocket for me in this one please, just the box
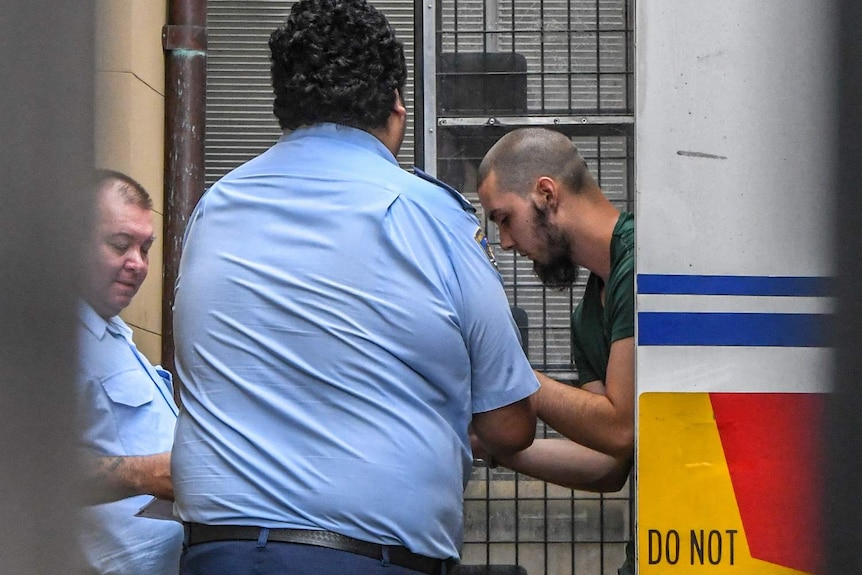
[99,368,174,454]
[101,368,155,407]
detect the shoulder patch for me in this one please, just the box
[412,166,476,213]
[474,226,498,270]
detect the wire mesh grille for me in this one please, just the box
[437,0,633,115]
[437,125,634,574]
[463,460,631,574]
[434,0,634,573]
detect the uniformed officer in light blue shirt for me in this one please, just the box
[171,1,539,574]
[76,170,183,575]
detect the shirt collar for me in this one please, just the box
[77,301,131,341]
[278,123,399,167]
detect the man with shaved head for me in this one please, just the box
[475,127,635,574]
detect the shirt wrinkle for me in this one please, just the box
[172,124,538,560]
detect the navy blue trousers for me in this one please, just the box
[181,539,442,575]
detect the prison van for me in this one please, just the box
[635,3,835,574]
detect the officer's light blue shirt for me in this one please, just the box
[76,303,183,575]
[172,123,539,560]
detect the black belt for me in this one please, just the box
[185,523,456,575]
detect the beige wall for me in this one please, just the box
[95,0,168,364]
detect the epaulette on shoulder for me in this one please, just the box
[412,167,476,213]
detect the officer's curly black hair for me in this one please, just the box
[269,0,407,132]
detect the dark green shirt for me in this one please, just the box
[571,212,635,385]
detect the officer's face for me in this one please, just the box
[83,183,154,319]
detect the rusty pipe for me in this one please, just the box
[162,0,206,393]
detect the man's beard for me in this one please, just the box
[532,205,579,288]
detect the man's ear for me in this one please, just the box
[532,176,559,211]
[393,89,406,117]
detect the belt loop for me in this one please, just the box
[257,527,270,548]
[381,546,391,567]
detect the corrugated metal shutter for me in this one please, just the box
[206,0,417,187]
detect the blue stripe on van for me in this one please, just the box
[637,312,831,347]
[637,274,833,297]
